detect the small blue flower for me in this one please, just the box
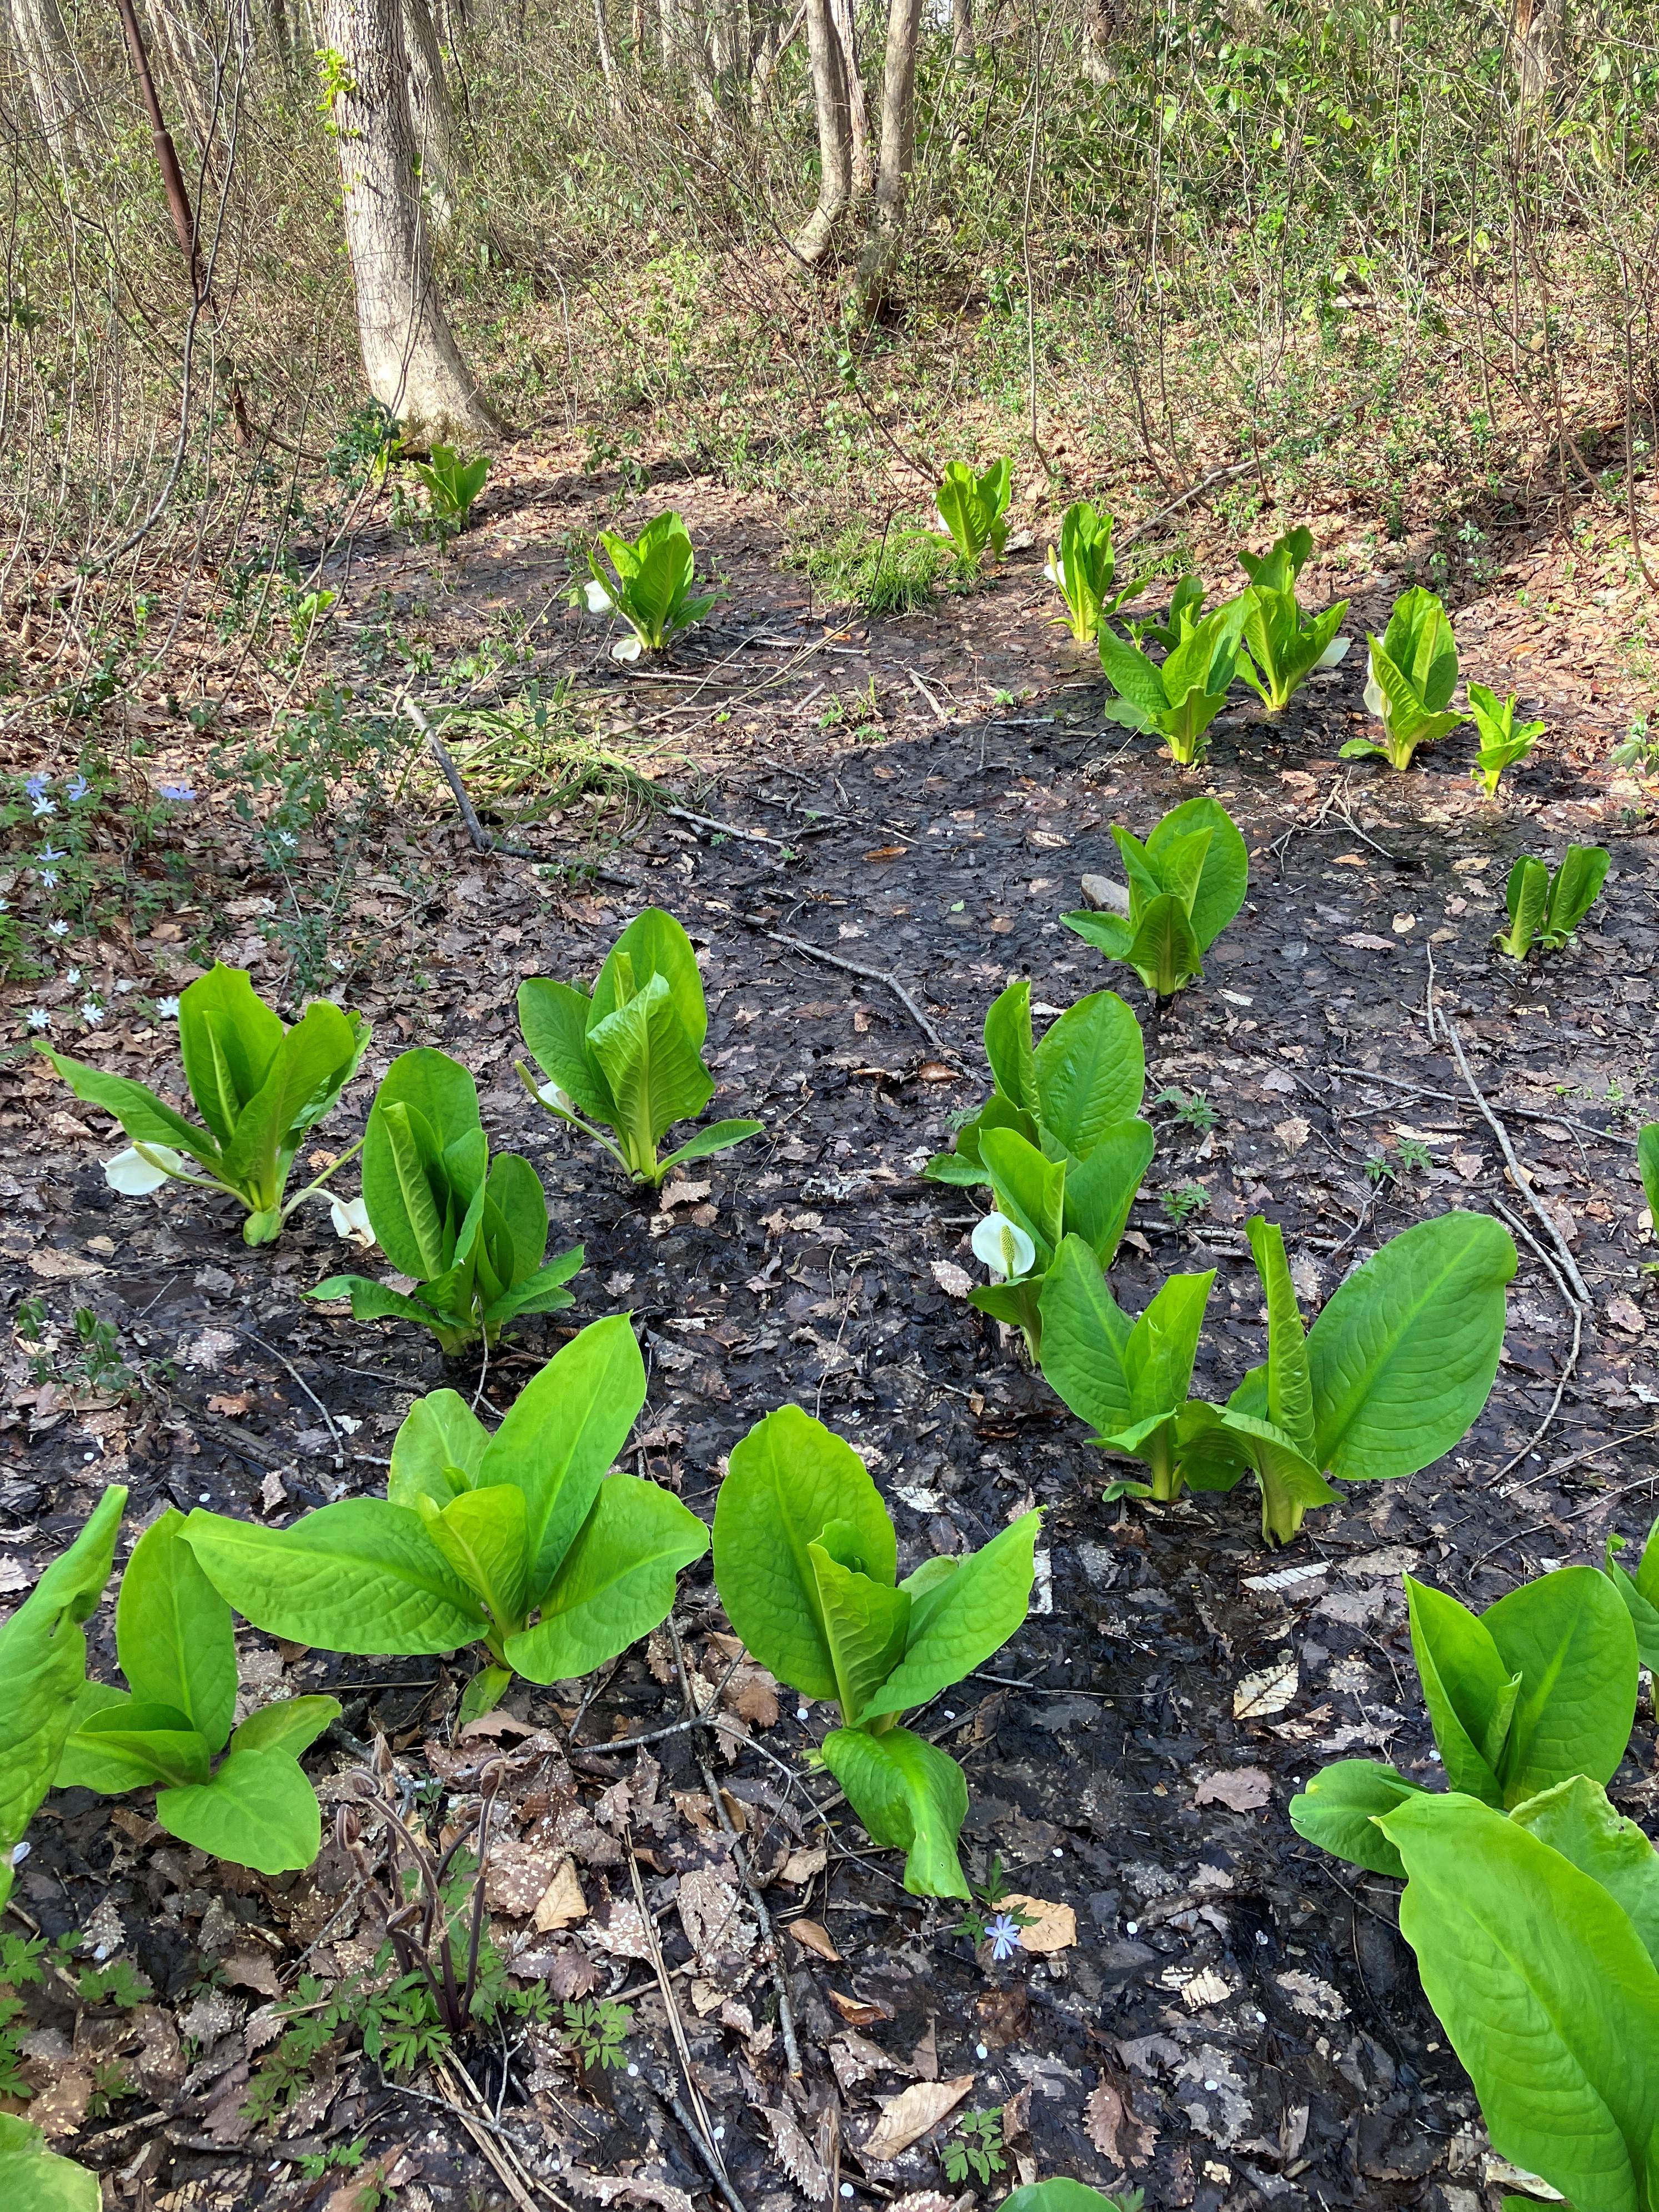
[156,782,197,802]
[24,773,48,800]
[38,842,63,861]
[80,1000,103,1026]
[985,1912,1023,1963]
[157,995,180,1019]
[66,774,91,802]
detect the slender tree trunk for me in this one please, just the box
[950,0,972,67]
[4,0,86,164]
[1507,0,1562,103]
[828,0,870,197]
[855,0,922,300]
[1080,0,1112,83]
[143,0,214,147]
[749,0,803,123]
[400,0,457,227]
[319,0,497,445]
[795,0,850,262]
[593,0,619,88]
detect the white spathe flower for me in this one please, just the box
[106,1143,183,1194]
[584,579,615,614]
[329,1194,375,1249]
[972,1210,1037,1283]
[1317,634,1352,668]
[1043,556,1060,586]
[1362,654,1387,720]
[535,1079,574,1114]
[610,633,643,663]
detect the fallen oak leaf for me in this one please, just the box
[786,1916,842,1964]
[1192,1766,1273,1812]
[861,2075,976,2162]
[996,1894,1075,1954]
[828,1987,890,2027]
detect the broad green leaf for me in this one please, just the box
[980,1127,1065,1261]
[713,1406,895,1701]
[479,1314,646,1604]
[655,1120,765,1175]
[1152,822,1214,920]
[181,1501,485,1656]
[983,980,1040,1117]
[1126,1268,1214,1422]
[364,1089,452,1280]
[504,1473,708,1683]
[820,1724,971,1899]
[389,1388,492,1510]
[1126,894,1204,995]
[1511,1776,1659,1971]
[809,1543,910,1727]
[1637,1124,1659,1231]
[307,1275,452,1335]
[63,1698,211,1787]
[54,1683,156,1792]
[33,1051,218,1168]
[418,1485,529,1633]
[484,1245,584,1323]
[0,1487,126,1909]
[589,907,709,1047]
[0,2113,101,2210]
[1483,1566,1637,1806]
[588,974,713,1167]
[517,977,616,1122]
[1246,1217,1316,1462]
[1061,1117,1154,1266]
[1382,1789,1659,2212]
[115,1506,237,1754]
[1057,907,1136,965]
[1033,990,1144,1156]
[218,1001,362,1192]
[1605,1515,1659,1669]
[1095,627,1167,725]
[1205,1405,1337,1543]
[177,966,283,1143]
[1001,2184,1132,2212]
[157,1745,323,1874]
[1405,1575,1513,1802]
[484,1151,549,1285]
[367,1048,480,1200]
[1307,1212,1516,1481]
[230,1695,340,1758]
[1543,844,1610,940]
[861,1512,1039,1722]
[1502,856,1550,956]
[1287,1759,1427,1878]
[1037,1236,1135,1438]
[1145,796,1249,953]
[459,1666,514,1726]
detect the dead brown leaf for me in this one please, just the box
[828,1988,890,2027]
[1084,2076,1154,2167]
[861,2076,976,2161]
[1192,1766,1274,1812]
[998,1894,1075,1953]
[786,1916,842,1964]
[759,2104,831,2201]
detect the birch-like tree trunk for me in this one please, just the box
[795,0,850,261]
[4,0,87,165]
[951,0,973,67]
[856,0,922,299]
[828,0,871,196]
[400,0,458,226]
[319,0,496,445]
[1507,0,1562,103]
[593,0,619,91]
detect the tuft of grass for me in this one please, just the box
[796,520,945,618]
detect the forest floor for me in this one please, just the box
[3,440,1659,2212]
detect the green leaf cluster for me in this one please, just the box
[0,2111,100,2211]
[1495,842,1610,959]
[925,979,1153,1356]
[1043,501,1144,644]
[1467,683,1545,797]
[929,459,1012,579]
[1001,2188,1143,2212]
[56,1508,340,1875]
[1127,571,1204,651]
[1605,1511,1659,1667]
[517,908,761,1187]
[1041,1210,1516,1542]
[310,1046,581,1351]
[409,445,489,529]
[38,964,369,1245]
[0,1487,125,1916]
[711,1405,1039,1897]
[181,1316,708,1710]
[1344,584,1466,770]
[1061,795,1249,996]
[1097,591,1252,765]
[587,512,715,659]
[1235,526,1351,713]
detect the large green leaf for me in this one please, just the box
[181,1501,486,1656]
[1057,907,1136,965]
[1638,1123,1659,1231]
[230,1695,340,1759]
[177,965,284,1145]
[362,1050,480,1277]
[983,980,1040,1117]
[1059,1117,1154,1266]
[484,1246,585,1323]
[1032,990,1143,1154]
[1095,627,1168,725]
[417,1486,529,1633]
[389,1388,492,1509]
[115,1506,238,1754]
[34,1051,218,1168]
[478,1314,646,1604]
[1037,1235,1134,1438]
[1405,1575,1513,1803]
[518,977,617,1122]
[157,1745,323,1874]
[861,1512,1039,1721]
[218,1001,363,1193]
[656,1121,764,1175]
[713,1406,895,1701]
[1307,1212,1516,1481]
[0,1487,125,1912]
[1605,1514,1659,1670]
[589,908,709,1047]
[1381,1789,1659,2212]
[587,974,714,1166]
[0,2113,101,2211]
[1126,894,1204,994]
[809,1541,910,1727]
[60,1699,211,1787]
[504,1474,708,1683]
[1511,1777,1659,1972]
[307,1275,455,1337]
[53,1683,158,1792]
[1246,1216,1316,1462]
[1483,1566,1637,1806]
[820,1724,971,1899]
[979,1127,1065,1262]
[1287,1759,1427,1879]
[1126,1268,1214,1421]
[484,1151,549,1286]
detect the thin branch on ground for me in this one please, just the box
[1442,1014,1592,1306]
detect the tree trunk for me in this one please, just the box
[319,0,497,446]
[143,0,214,149]
[855,0,922,300]
[749,0,803,126]
[1080,0,1113,83]
[400,0,457,227]
[263,0,297,81]
[1507,0,1562,103]
[794,0,850,262]
[593,0,619,89]
[4,0,87,165]
[828,0,871,197]
[950,0,972,67]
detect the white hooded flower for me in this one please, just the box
[106,1143,183,1194]
[972,1210,1037,1283]
[610,634,643,663]
[329,1194,375,1249]
[1317,634,1352,668]
[535,1079,574,1114]
[1044,554,1060,586]
[584,579,615,614]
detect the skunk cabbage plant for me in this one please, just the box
[1344,586,1465,770]
[585,512,715,660]
[1061,796,1248,997]
[1235,526,1350,712]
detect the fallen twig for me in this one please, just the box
[236,1325,344,1468]
[625,1847,746,2211]
[1118,402,1363,548]
[907,667,950,724]
[1489,1197,1583,1483]
[1329,1065,1636,1148]
[1442,1014,1592,1307]
[743,917,959,1060]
